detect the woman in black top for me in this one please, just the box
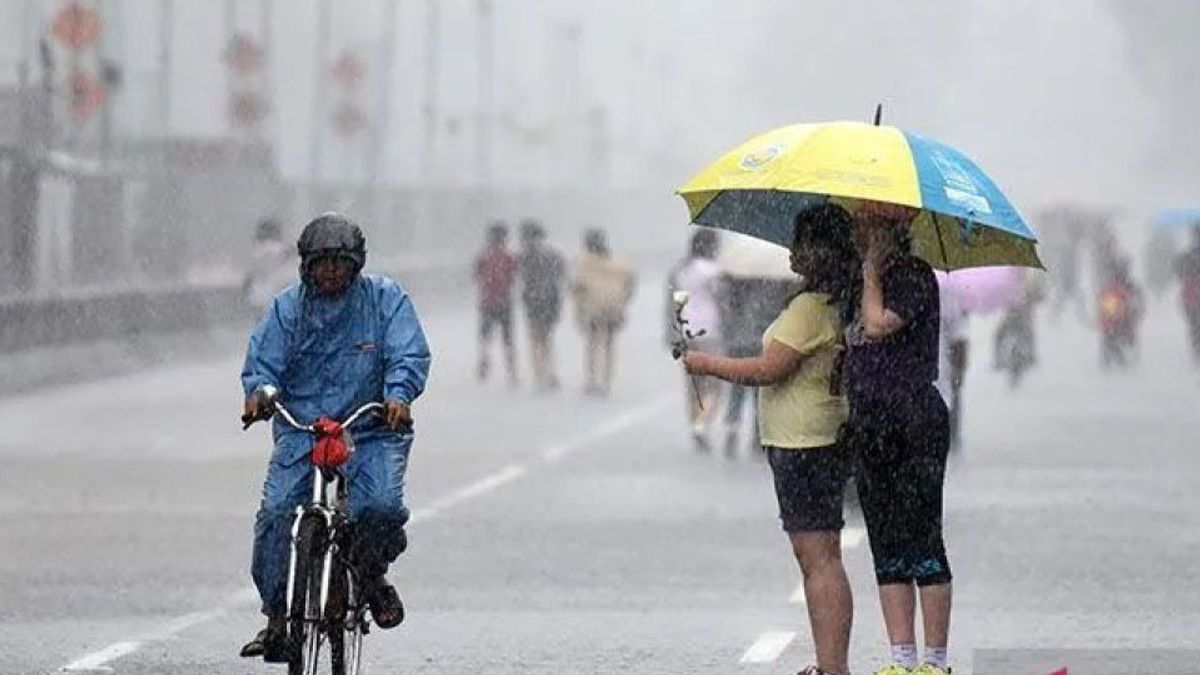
[845,203,953,675]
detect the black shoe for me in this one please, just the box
[364,575,404,629]
[239,624,287,662]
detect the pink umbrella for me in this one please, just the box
[935,266,1024,314]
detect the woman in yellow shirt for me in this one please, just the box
[684,204,858,675]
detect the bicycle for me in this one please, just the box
[243,386,387,675]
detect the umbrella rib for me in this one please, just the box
[932,211,952,270]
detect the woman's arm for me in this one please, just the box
[683,339,806,386]
[860,256,906,339]
[859,226,907,340]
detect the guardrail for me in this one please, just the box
[0,260,472,355]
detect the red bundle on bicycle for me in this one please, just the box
[312,417,350,468]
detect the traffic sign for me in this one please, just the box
[52,2,104,51]
[68,68,105,120]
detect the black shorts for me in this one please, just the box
[523,296,562,331]
[479,305,513,343]
[765,443,850,533]
[849,384,952,586]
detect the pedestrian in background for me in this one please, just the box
[666,228,724,451]
[717,274,796,458]
[934,279,969,452]
[518,219,567,392]
[1176,225,1200,366]
[845,203,953,675]
[571,228,636,396]
[243,217,294,313]
[474,221,518,386]
[1097,255,1143,369]
[684,204,859,675]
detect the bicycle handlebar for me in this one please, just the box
[241,400,386,432]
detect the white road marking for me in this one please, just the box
[787,526,867,605]
[739,630,796,664]
[61,607,233,671]
[56,398,666,672]
[62,642,141,672]
[409,464,527,523]
[541,397,672,462]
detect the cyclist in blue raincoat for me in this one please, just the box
[238,213,432,661]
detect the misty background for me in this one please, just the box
[1,4,1199,673]
[0,0,1196,303]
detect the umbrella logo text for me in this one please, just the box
[740,144,784,171]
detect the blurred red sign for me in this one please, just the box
[68,68,106,120]
[330,53,365,89]
[332,102,367,137]
[224,34,263,75]
[53,2,104,51]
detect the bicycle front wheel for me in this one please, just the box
[288,515,327,675]
[327,557,365,675]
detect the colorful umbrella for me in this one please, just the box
[1152,207,1200,230]
[935,266,1024,314]
[717,231,794,280]
[678,120,1042,270]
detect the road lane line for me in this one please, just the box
[541,397,672,462]
[409,464,528,523]
[739,631,796,663]
[61,607,232,672]
[56,397,667,673]
[62,642,141,672]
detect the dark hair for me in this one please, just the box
[689,228,719,259]
[487,221,508,244]
[788,203,860,324]
[520,218,545,241]
[585,228,609,255]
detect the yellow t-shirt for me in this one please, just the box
[758,292,849,449]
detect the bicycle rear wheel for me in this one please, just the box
[288,515,327,675]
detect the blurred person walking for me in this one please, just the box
[684,204,858,675]
[1097,256,1144,369]
[1176,226,1200,365]
[718,278,795,458]
[666,228,725,451]
[846,203,953,675]
[518,219,567,391]
[474,221,519,386]
[1043,208,1089,325]
[243,217,294,313]
[933,280,969,452]
[992,270,1045,388]
[571,229,636,396]
[716,237,797,459]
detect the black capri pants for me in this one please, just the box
[848,383,952,587]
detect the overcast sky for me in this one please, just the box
[1,1,1196,221]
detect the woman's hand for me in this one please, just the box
[682,350,713,376]
[862,223,892,270]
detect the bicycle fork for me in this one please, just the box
[285,470,342,621]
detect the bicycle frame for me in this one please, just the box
[263,396,384,675]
